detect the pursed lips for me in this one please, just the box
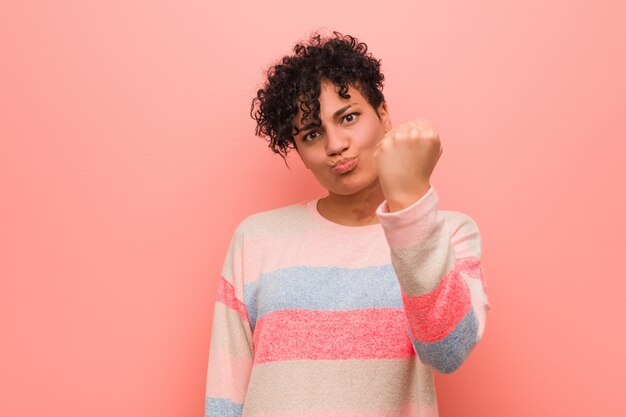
[331,157,358,174]
[330,156,356,167]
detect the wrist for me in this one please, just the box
[386,184,430,212]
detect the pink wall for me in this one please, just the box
[1,1,625,416]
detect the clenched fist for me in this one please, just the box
[374,118,443,212]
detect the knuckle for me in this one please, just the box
[422,128,439,141]
[395,130,409,140]
[381,138,393,150]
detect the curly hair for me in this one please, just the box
[250,31,386,167]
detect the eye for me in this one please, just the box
[342,112,360,124]
[303,131,320,142]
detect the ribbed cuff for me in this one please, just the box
[375,185,440,249]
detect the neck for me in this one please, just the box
[317,179,385,226]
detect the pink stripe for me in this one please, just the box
[216,277,249,323]
[402,263,471,343]
[253,308,415,364]
[246,403,438,417]
[458,256,489,295]
[459,255,486,280]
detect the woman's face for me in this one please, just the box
[293,79,391,196]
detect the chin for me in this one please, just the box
[317,168,377,195]
[326,182,372,197]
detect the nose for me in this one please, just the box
[324,125,350,156]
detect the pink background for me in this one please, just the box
[1,1,625,416]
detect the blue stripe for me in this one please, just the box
[205,397,243,417]
[244,265,402,329]
[409,307,479,373]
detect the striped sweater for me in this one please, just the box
[205,184,491,417]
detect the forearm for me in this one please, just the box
[376,185,489,373]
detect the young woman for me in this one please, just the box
[205,31,491,417]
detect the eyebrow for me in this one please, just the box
[332,103,355,119]
[297,103,356,132]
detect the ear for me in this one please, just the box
[377,101,392,132]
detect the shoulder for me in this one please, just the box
[234,200,313,239]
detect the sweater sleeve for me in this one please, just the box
[376,184,491,374]
[205,225,254,417]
